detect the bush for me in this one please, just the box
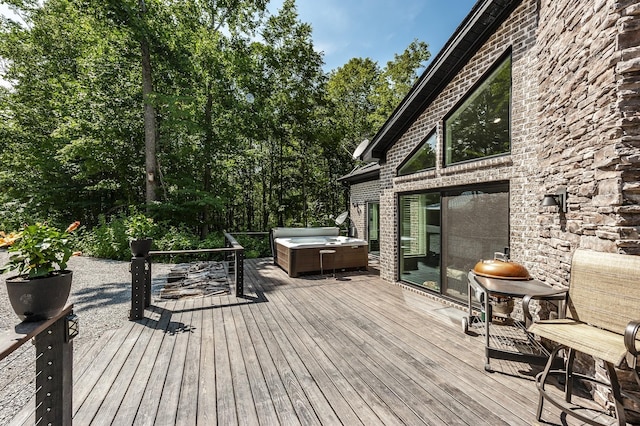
[77,214,130,260]
[78,214,273,263]
[124,209,157,240]
[234,233,271,258]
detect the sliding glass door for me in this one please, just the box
[399,193,440,291]
[399,183,509,302]
[441,185,509,300]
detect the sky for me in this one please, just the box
[268,0,479,72]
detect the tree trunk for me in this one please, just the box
[201,85,214,239]
[140,3,157,205]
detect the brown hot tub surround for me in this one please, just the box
[271,227,368,277]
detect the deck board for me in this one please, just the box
[175,296,203,425]
[111,304,174,425]
[12,257,622,425]
[281,279,485,425]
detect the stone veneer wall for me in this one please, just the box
[348,179,379,239]
[534,0,640,414]
[535,0,640,286]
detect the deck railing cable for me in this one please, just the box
[129,231,246,320]
[0,305,77,426]
[0,344,37,424]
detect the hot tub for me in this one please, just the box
[271,227,368,277]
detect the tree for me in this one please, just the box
[369,39,430,130]
[0,0,429,237]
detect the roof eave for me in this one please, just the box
[337,165,381,185]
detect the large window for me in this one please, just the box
[398,132,437,176]
[445,54,511,165]
[399,183,509,303]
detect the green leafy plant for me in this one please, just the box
[125,212,156,240]
[1,221,80,278]
[76,214,130,261]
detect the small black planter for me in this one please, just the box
[130,238,153,257]
[5,270,73,322]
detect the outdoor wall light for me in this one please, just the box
[541,187,567,213]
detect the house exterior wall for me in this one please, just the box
[369,0,640,414]
[377,0,640,288]
[379,0,540,282]
[534,0,640,285]
[348,179,380,239]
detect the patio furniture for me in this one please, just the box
[319,249,336,278]
[526,249,640,426]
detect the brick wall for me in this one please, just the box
[378,0,540,282]
[374,0,640,286]
[348,179,379,239]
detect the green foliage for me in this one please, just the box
[76,215,130,260]
[234,234,271,258]
[124,210,157,240]
[0,0,429,237]
[1,221,80,278]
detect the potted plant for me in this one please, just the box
[125,212,155,257]
[1,221,80,321]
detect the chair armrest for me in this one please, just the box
[523,290,568,323]
[625,320,640,356]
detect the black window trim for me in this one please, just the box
[396,128,438,177]
[442,47,513,167]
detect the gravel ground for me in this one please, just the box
[0,251,174,423]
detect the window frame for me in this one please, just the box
[396,129,438,176]
[443,50,513,167]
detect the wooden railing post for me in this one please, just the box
[34,310,76,425]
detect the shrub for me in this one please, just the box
[77,215,130,260]
[124,210,157,240]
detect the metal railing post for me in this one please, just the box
[130,257,146,320]
[34,313,75,425]
[235,248,244,297]
[145,257,152,308]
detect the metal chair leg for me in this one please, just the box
[565,348,575,403]
[604,361,627,426]
[536,345,564,422]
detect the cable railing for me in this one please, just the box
[0,305,78,426]
[129,231,248,320]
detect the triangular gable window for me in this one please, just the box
[397,131,437,176]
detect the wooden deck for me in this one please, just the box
[15,258,620,425]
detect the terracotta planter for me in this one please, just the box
[5,270,73,322]
[130,238,153,257]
